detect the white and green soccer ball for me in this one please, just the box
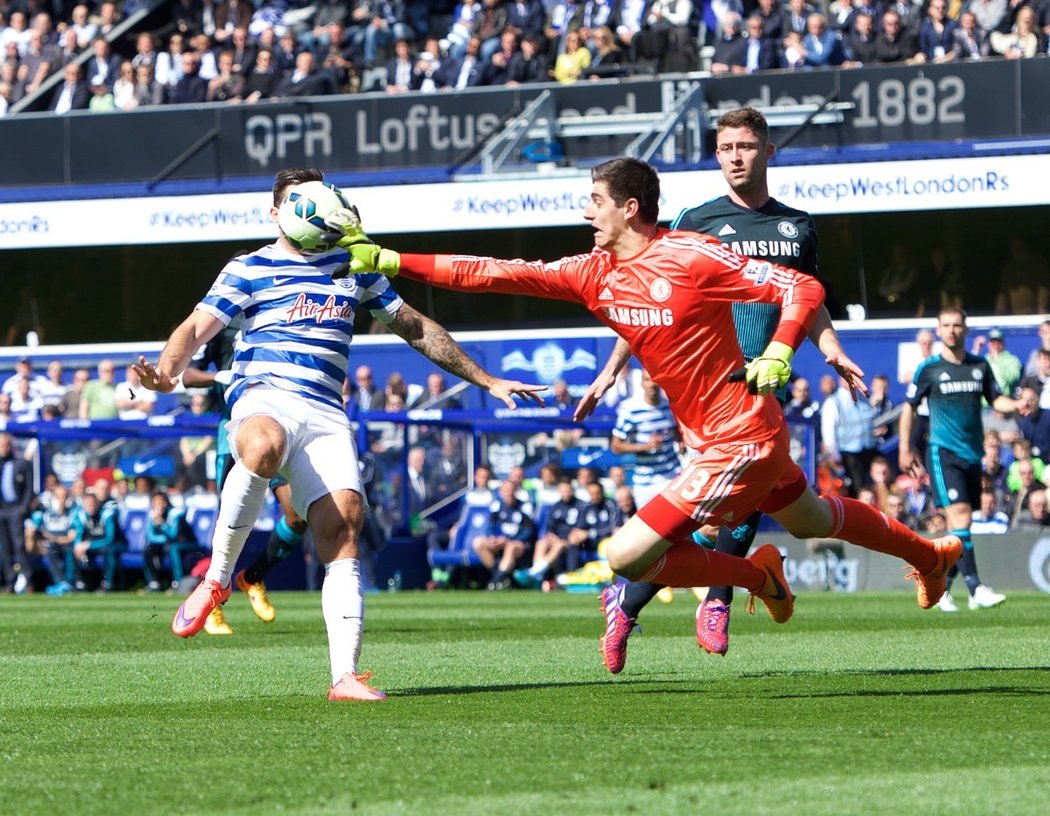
[277,180,352,254]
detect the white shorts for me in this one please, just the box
[226,385,363,519]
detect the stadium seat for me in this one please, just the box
[428,503,489,569]
[186,506,218,550]
[534,503,552,539]
[119,508,149,571]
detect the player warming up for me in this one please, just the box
[899,308,1015,611]
[578,107,867,664]
[325,156,962,675]
[137,167,545,701]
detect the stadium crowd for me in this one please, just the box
[2,0,1050,113]
[1,316,1048,596]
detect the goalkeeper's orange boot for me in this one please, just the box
[328,671,387,701]
[746,544,794,624]
[235,570,276,623]
[172,578,232,638]
[906,535,962,609]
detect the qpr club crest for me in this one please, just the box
[649,277,672,303]
[777,221,799,238]
[501,343,597,384]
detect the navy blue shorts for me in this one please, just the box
[926,445,981,509]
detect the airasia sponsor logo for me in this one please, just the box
[287,293,352,323]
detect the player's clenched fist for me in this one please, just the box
[745,340,793,395]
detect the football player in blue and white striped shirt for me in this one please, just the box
[136,167,545,701]
[610,368,680,507]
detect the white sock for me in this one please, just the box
[205,463,270,587]
[528,561,549,577]
[322,558,364,684]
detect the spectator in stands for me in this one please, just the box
[167,0,203,40]
[190,33,219,80]
[143,490,197,592]
[951,10,990,60]
[91,2,120,40]
[508,32,547,83]
[69,4,97,49]
[79,359,118,420]
[179,392,215,488]
[351,365,384,411]
[822,375,879,498]
[801,12,844,66]
[917,0,957,63]
[530,461,565,508]
[1007,451,1047,517]
[474,478,537,590]
[49,60,88,112]
[59,367,90,418]
[990,5,1043,59]
[969,0,1007,35]
[481,27,521,85]
[614,484,637,523]
[85,35,120,87]
[0,393,13,430]
[131,32,157,70]
[57,27,82,67]
[782,377,820,422]
[982,431,1010,505]
[347,0,400,69]
[873,9,921,63]
[780,30,807,69]
[640,0,697,72]
[752,0,787,43]
[1023,320,1050,379]
[828,0,859,38]
[569,480,618,560]
[710,12,747,74]
[116,363,156,420]
[781,0,813,38]
[405,444,432,521]
[207,49,245,101]
[3,357,47,398]
[876,243,920,315]
[0,432,34,593]
[585,25,624,77]
[549,378,573,409]
[10,377,42,421]
[214,0,253,45]
[463,463,496,507]
[971,488,1011,535]
[995,238,1048,316]
[274,49,331,98]
[155,32,187,93]
[741,15,779,72]
[385,37,415,92]
[18,28,57,96]
[1016,385,1050,461]
[435,34,485,89]
[884,492,918,531]
[473,0,510,62]
[610,368,678,506]
[169,50,208,104]
[113,60,137,109]
[410,372,463,409]
[1021,349,1050,409]
[38,360,67,409]
[972,329,1022,399]
[315,21,354,91]
[72,488,125,592]
[132,63,164,106]
[29,483,77,595]
[507,0,547,41]
[1014,488,1050,530]
[867,373,894,441]
[515,477,584,587]
[553,27,590,81]
[87,76,115,112]
[866,455,896,510]
[273,29,301,74]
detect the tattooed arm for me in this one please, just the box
[386,302,547,408]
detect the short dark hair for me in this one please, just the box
[272,167,324,207]
[716,106,770,144]
[591,157,661,225]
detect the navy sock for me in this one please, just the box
[707,511,763,605]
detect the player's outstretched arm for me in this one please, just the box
[574,337,631,422]
[135,311,224,393]
[324,209,401,278]
[386,302,547,409]
[808,305,868,401]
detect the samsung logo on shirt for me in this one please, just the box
[726,239,801,259]
[938,381,982,394]
[604,306,674,327]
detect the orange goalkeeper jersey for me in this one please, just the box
[398,228,824,452]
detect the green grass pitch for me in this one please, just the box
[2,589,1049,815]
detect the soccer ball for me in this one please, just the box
[277,180,353,254]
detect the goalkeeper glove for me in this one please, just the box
[745,340,794,396]
[323,208,401,278]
